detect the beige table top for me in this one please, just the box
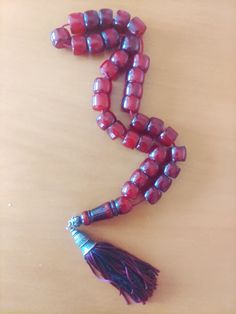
[1,1,236,313]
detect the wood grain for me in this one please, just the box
[1,1,236,313]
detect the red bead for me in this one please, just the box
[121,181,139,199]
[154,175,172,192]
[51,27,71,49]
[122,95,140,113]
[133,53,150,72]
[107,121,126,140]
[80,211,90,225]
[71,35,87,55]
[125,82,143,98]
[171,146,187,162]
[147,117,164,136]
[149,146,168,163]
[140,158,159,177]
[98,8,113,29]
[130,169,149,188]
[144,187,162,204]
[159,127,178,146]
[100,60,119,79]
[127,68,145,84]
[92,93,110,111]
[120,34,140,54]
[101,28,120,49]
[68,12,86,35]
[87,33,104,53]
[115,196,133,214]
[136,135,153,153]
[110,50,129,69]
[93,77,112,94]
[122,130,140,149]
[127,17,146,37]
[164,162,181,178]
[84,10,99,31]
[113,10,130,32]
[96,111,116,130]
[130,113,149,132]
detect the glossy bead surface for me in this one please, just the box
[144,187,162,204]
[127,68,145,84]
[164,162,181,178]
[98,8,113,28]
[87,33,104,53]
[147,117,164,136]
[71,35,87,55]
[171,146,187,162]
[154,175,172,192]
[80,211,90,225]
[136,135,153,153]
[127,17,146,37]
[159,127,178,146]
[101,28,120,49]
[120,34,140,54]
[149,146,168,163]
[110,50,129,68]
[122,130,140,149]
[107,121,126,140]
[125,82,143,98]
[122,95,140,113]
[130,169,149,188]
[115,196,133,214]
[121,181,139,199]
[96,111,116,130]
[140,158,159,177]
[113,10,130,32]
[92,93,110,111]
[84,10,99,31]
[51,27,71,49]
[130,113,149,132]
[93,77,111,94]
[133,53,150,72]
[88,202,113,222]
[68,12,86,35]
[100,60,119,79]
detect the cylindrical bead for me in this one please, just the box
[84,10,99,31]
[133,53,150,72]
[98,8,113,29]
[68,12,86,35]
[110,50,129,69]
[120,34,140,54]
[100,60,119,79]
[130,113,149,132]
[71,35,87,55]
[87,33,104,53]
[51,27,71,49]
[101,28,120,49]
[113,10,130,32]
[127,17,146,37]
[92,93,110,111]
[159,127,178,146]
[93,77,112,94]
[96,111,116,130]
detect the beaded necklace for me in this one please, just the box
[51,9,186,304]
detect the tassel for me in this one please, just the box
[70,228,159,304]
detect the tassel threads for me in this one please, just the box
[70,229,159,304]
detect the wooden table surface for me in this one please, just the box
[1,1,236,313]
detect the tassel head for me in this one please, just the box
[70,228,96,256]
